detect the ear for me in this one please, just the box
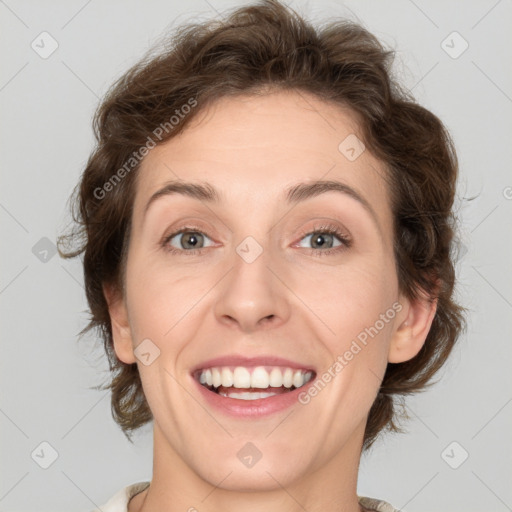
[388,290,438,364]
[103,282,136,364]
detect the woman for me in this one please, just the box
[58,1,464,510]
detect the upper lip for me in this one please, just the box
[191,355,316,374]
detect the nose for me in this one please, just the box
[213,246,290,333]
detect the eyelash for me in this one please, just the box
[160,223,352,257]
[296,224,352,257]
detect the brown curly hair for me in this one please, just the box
[57,0,464,451]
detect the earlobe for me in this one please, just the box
[102,283,137,365]
[388,293,438,364]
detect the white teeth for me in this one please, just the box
[283,368,293,388]
[292,370,303,388]
[251,367,269,388]
[233,367,251,388]
[269,368,283,387]
[218,391,278,400]
[221,367,233,387]
[212,368,222,387]
[197,365,314,394]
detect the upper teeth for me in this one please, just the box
[198,366,313,389]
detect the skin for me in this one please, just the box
[104,90,437,512]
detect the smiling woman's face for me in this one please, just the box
[106,90,429,492]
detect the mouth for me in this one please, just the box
[190,355,317,417]
[193,366,315,400]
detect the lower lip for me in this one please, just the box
[192,376,315,418]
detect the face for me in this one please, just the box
[106,90,430,492]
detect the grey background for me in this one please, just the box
[1,1,511,511]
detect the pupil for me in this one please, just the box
[312,233,333,248]
[183,232,202,249]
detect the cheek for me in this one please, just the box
[124,261,197,408]
[301,263,399,425]
[295,257,399,342]
[125,252,205,340]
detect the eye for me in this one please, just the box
[298,231,341,250]
[295,225,351,255]
[161,224,351,256]
[163,229,215,254]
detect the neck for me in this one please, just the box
[133,421,366,512]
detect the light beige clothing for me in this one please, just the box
[92,481,401,512]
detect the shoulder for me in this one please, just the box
[90,481,150,512]
[358,496,401,512]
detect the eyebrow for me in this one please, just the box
[143,179,380,231]
[285,180,379,229]
[143,181,220,219]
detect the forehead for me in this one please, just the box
[133,90,391,232]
